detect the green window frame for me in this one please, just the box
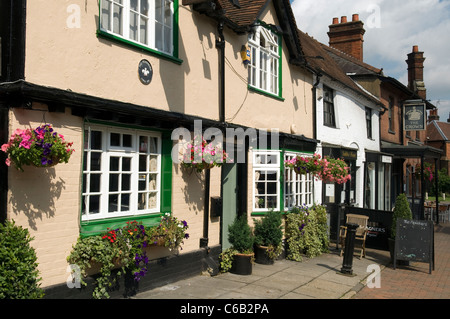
[80,121,172,236]
[97,0,182,64]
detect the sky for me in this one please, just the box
[290,0,450,121]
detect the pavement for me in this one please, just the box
[132,223,450,300]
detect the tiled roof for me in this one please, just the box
[428,120,450,141]
[216,0,270,27]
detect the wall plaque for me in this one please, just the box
[138,59,153,85]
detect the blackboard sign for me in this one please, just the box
[394,219,434,274]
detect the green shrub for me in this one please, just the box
[285,205,329,261]
[253,210,283,247]
[391,193,412,239]
[0,220,44,299]
[228,215,254,253]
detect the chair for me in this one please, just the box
[339,214,369,259]
[438,204,449,223]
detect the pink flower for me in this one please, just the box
[1,143,9,152]
[5,158,10,167]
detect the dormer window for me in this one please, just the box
[248,24,281,98]
[99,0,177,59]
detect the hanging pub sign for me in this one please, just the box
[403,101,426,131]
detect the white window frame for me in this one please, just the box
[99,0,174,55]
[248,25,280,96]
[82,125,162,221]
[252,150,281,212]
[284,152,314,210]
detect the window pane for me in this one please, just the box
[113,3,123,35]
[138,193,147,210]
[122,174,131,191]
[139,136,149,153]
[101,0,111,30]
[110,157,120,171]
[139,174,147,191]
[122,157,131,171]
[91,152,101,171]
[130,12,138,40]
[109,194,118,212]
[121,194,130,211]
[91,131,102,150]
[90,174,101,192]
[149,193,157,209]
[149,174,157,190]
[139,155,147,171]
[123,134,132,147]
[89,195,100,214]
[155,23,163,50]
[109,174,119,191]
[111,133,120,146]
[141,0,149,15]
[140,17,148,44]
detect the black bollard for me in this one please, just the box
[340,223,358,276]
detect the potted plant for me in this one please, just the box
[181,135,231,172]
[227,215,254,275]
[253,210,283,264]
[1,124,75,171]
[388,193,413,264]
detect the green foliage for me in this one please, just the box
[0,220,44,299]
[219,248,238,273]
[391,193,412,239]
[228,215,254,253]
[253,210,283,260]
[430,168,450,196]
[285,205,329,261]
[67,217,189,299]
[1,124,74,171]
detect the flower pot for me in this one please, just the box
[231,253,253,275]
[254,245,274,265]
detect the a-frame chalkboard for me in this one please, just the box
[394,219,434,274]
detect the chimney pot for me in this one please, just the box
[352,14,359,21]
[341,16,347,23]
[333,17,339,24]
[413,45,419,52]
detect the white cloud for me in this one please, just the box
[291,0,450,118]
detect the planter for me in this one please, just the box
[231,253,253,275]
[254,245,274,265]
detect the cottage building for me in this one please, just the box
[0,0,320,297]
[323,14,442,217]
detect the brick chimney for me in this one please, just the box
[406,45,427,99]
[328,14,365,61]
[428,109,439,122]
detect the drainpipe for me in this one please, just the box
[216,20,225,124]
[312,72,322,141]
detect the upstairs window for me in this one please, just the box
[248,25,281,98]
[366,107,372,139]
[100,0,175,56]
[323,85,336,127]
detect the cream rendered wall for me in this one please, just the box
[24,1,220,121]
[7,104,83,288]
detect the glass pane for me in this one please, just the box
[149,155,158,172]
[109,174,119,192]
[89,195,100,214]
[164,0,171,26]
[267,196,277,208]
[91,131,102,150]
[141,0,149,15]
[149,193,157,209]
[155,0,162,22]
[83,151,88,171]
[82,174,87,193]
[138,193,147,210]
[130,0,138,11]
[150,137,158,153]
[139,136,148,153]
[113,4,123,35]
[123,134,132,147]
[139,155,147,171]
[149,174,157,190]
[82,195,87,215]
[121,194,130,211]
[155,23,163,50]
[139,174,147,191]
[110,133,120,146]
[130,12,138,41]
[91,152,101,171]
[164,26,171,53]
[122,174,131,191]
[122,157,131,171]
[101,0,111,30]
[90,174,101,192]
[140,17,148,44]
[110,157,120,171]
[109,194,118,212]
